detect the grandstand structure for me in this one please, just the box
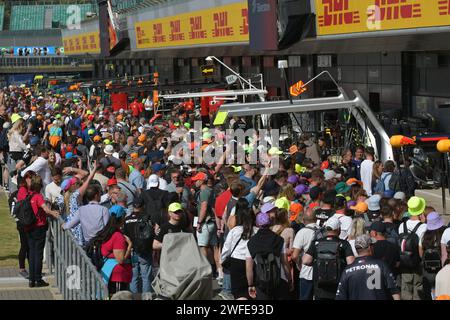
[0,0,98,31]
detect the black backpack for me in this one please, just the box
[398,221,422,269]
[423,237,442,273]
[14,194,36,227]
[85,239,106,271]
[385,224,400,245]
[254,252,281,295]
[133,215,154,255]
[315,239,342,287]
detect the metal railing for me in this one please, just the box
[46,217,109,300]
[0,56,95,67]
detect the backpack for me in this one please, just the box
[0,128,9,152]
[373,173,391,195]
[254,252,281,295]
[305,225,327,242]
[14,194,36,227]
[133,215,154,255]
[85,239,106,271]
[398,221,422,269]
[315,239,342,287]
[423,237,442,273]
[385,224,400,245]
[389,169,415,196]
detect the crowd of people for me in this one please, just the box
[0,85,449,300]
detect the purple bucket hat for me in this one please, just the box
[261,202,276,214]
[426,212,444,231]
[295,184,309,195]
[256,212,271,227]
[287,175,299,185]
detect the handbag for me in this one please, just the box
[221,237,242,270]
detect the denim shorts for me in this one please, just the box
[196,220,217,247]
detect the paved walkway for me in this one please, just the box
[0,267,56,300]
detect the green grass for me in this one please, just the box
[0,193,20,267]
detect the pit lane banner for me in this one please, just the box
[135,1,249,49]
[316,0,450,36]
[62,31,100,55]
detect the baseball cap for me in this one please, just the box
[274,197,290,211]
[355,234,374,250]
[294,184,309,196]
[290,203,303,222]
[393,192,406,201]
[107,178,117,187]
[138,134,146,143]
[324,170,340,181]
[370,221,387,234]
[147,174,159,188]
[335,181,351,194]
[350,201,369,213]
[191,172,207,181]
[261,202,276,214]
[256,212,271,227]
[295,164,306,174]
[268,147,283,156]
[346,178,363,186]
[325,216,340,231]
[152,163,166,173]
[287,175,299,185]
[88,129,95,135]
[309,186,323,200]
[65,152,77,160]
[109,205,126,218]
[367,195,381,211]
[168,202,183,213]
[93,135,102,142]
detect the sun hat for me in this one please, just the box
[350,201,369,213]
[109,205,126,218]
[274,197,290,211]
[335,181,351,194]
[407,196,426,216]
[261,202,277,214]
[426,212,444,231]
[11,114,22,124]
[367,195,381,211]
[256,212,271,227]
[168,202,183,213]
[104,145,114,155]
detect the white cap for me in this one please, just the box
[262,196,275,204]
[138,127,144,134]
[393,191,406,201]
[324,170,336,181]
[325,216,341,231]
[104,145,114,155]
[148,174,159,188]
[168,155,175,162]
[112,152,119,159]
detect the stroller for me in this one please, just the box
[152,233,213,300]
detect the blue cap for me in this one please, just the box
[109,205,126,218]
[152,163,166,172]
[65,152,77,160]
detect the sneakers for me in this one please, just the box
[217,277,223,287]
[217,291,234,300]
[19,270,29,279]
[29,280,49,288]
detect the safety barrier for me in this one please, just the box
[46,217,109,300]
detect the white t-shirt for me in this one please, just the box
[292,223,316,280]
[441,227,450,246]
[360,159,374,196]
[331,213,352,240]
[436,265,450,297]
[221,226,258,261]
[44,182,62,204]
[398,220,428,244]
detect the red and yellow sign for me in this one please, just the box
[63,31,100,55]
[290,80,307,97]
[135,2,249,49]
[316,0,450,36]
